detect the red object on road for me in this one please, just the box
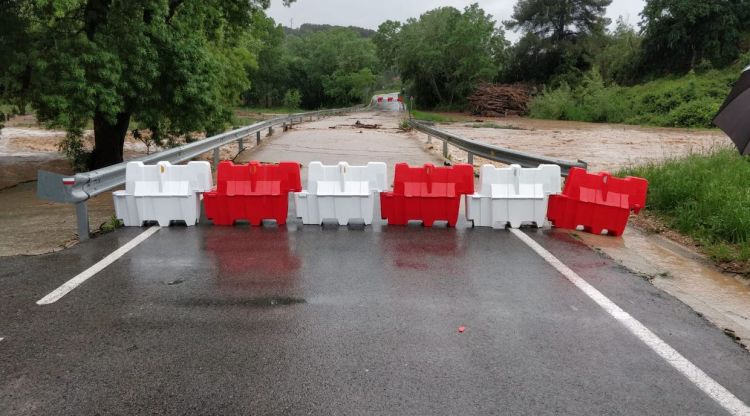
[458,326,465,333]
[547,167,648,236]
[204,161,302,226]
[380,163,474,227]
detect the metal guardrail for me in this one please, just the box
[37,105,363,240]
[408,119,587,175]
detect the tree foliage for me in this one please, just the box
[639,0,750,75]
[376,4,507,109]
[243,11,288,108]
[0,0,34,115]
[277,28,378,108]
[593,18,642,85]
[504,0,612,84]
[0,0,290,169]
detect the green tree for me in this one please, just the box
[243,11,288,108]
[1,0,292,169]
[0,0,34,115]
[504,0,612,84]
[639,0,750,75]
[594,17,642,85]
[373,20,401,70]
[282,88,301,109]
[379,4,507,108]
[285,28,378,108]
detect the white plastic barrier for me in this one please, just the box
[113,161,213,227]
[466,164,561,229]
[295,161,387,225]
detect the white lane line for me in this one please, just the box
[510,228,750,416]
[37,226,160,305]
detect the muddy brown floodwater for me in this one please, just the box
[0,125,152,256]
[429,117,731,172]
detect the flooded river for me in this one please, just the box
[432,117,731,172]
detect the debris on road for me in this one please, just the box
[167,278,184,285]
[458,326,466,333]
[354,120,380,129]
[468,83,531,117]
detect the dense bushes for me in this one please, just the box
[620,149,750,271]
[529,68,739,128]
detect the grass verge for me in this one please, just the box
[529,63,746,128]
[619,148,750,275]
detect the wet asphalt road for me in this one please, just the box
[2,218,750,415]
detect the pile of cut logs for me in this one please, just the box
[467,84,531,117]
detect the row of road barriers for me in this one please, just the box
[37,99,596,240]
[37,105,364,240]
[113,160,648,235]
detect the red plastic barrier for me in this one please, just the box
[387,97,394,102]
[377,97,383,103]
[204,161,301,226]
[547,167,648,236]
[380,163,474,227]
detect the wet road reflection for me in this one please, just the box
[203,226,302,291]
[378,226,465,272]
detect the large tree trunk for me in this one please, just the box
[90,111,131,169]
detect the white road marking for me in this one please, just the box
[510,228,750,416]
[37,226,160,305]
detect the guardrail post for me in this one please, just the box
[256,131,261,145]
[76,201,90,241]
[213,148,220,168]
[467,153,474,165]
[238,137,244,151]
[443,140,448,159]
[427,134,432,144]
[268,126,273,137]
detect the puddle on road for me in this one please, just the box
[576,227,750,347]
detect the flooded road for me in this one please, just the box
[236,110,439,182]
[432,117,730,172]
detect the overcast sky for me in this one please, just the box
[267,0,645,41]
